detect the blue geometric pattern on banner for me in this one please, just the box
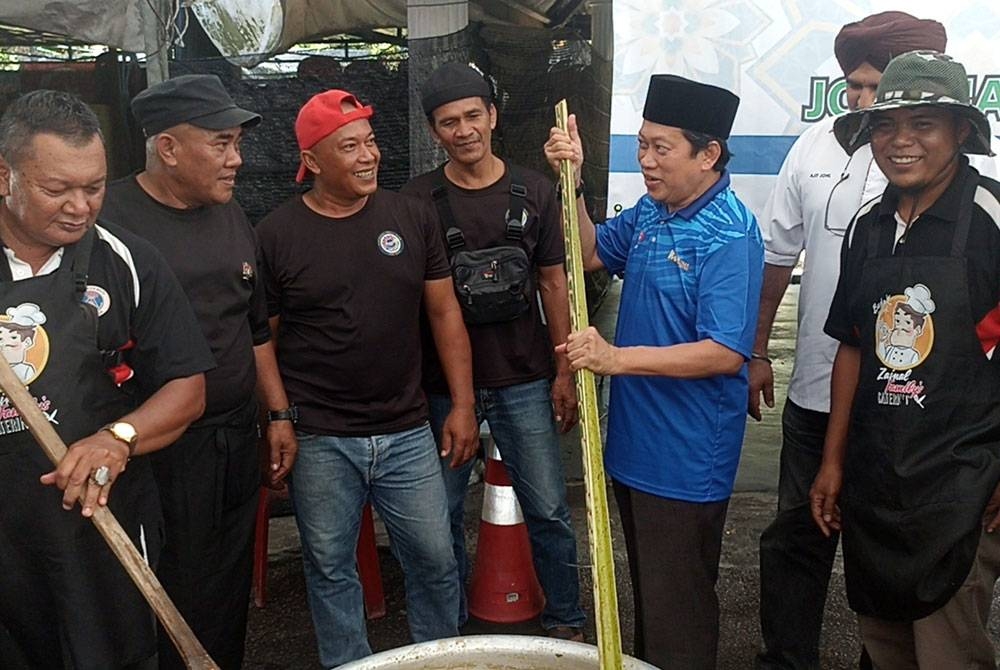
[610,134,799,176]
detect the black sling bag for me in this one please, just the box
[431,167,532,325]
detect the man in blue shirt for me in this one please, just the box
[545,75,763,669]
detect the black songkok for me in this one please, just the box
[642,75,739,139]
[834,11,947,76]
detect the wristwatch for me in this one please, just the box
[556,179,585,200]
[103,421,139,456]
[267,405,299,424]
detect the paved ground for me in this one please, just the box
[241,281,993,668]
[242,282,853,669]
[245,487,865,670]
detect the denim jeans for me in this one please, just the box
[289,424,459,668]
[428,378,585,630]
[757,400,839,670]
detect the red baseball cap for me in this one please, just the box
[294,89,374,182]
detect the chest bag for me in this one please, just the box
[431,168,532,325]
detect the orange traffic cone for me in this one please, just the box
[468,438,545,623]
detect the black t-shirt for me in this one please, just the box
[401,161,566,392]
[101,176,270,419]
[257,189,450,436]
[81,223,215,396]
[826,162,1000,357]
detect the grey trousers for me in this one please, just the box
[858,527,1000,669]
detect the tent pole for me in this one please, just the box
[406,0,469,177]
[140,0,171,84]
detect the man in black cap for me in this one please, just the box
[401,62,586,640]
[546,75,763,668]
[812,50,1000,668]
[99,74,297,670]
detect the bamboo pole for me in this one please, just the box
[0,361,218,669]
[555,98,623,670]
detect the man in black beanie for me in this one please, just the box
[546,75,763,669]
[402,62,586,641]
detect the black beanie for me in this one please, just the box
[420,62,492,116]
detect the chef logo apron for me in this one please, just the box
[843,172,1000,621]
[873,283,935,375]
[0,229,161,667]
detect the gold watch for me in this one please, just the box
[103,421,139,456]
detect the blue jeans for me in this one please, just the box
[289,424,459,668]
[428,378,585,630]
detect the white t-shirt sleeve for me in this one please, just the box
[760,131,807,267]
[970,153,1000,180]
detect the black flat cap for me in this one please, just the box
[643,75,740,139]
[420,62,492,116]
[131,74,261,136]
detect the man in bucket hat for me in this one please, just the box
[100,73,296,670]
[811,51,1000,667]
[545,75,763,669]
[746,12,995,670]
[256,89,477,667]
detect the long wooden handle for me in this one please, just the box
[0,361,219,670]
[554,99,624,670]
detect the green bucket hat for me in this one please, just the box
[833,50,994,156]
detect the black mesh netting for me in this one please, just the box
[160,22,609,224]
[0,23,609,225]
[0,23,612,309]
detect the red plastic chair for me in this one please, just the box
[252,486,386,619]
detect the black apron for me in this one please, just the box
[0,230,161,668]
[842,175,1000,621]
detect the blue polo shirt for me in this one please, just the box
[597,172,763,502]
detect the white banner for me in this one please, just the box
[609,1,1000,217]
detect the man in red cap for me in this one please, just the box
[100,73,296,670]
[747,12,996,669]
[256,89,478,667]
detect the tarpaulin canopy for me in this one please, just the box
[0,0,587,65]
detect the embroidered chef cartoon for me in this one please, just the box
[876,284,935,371]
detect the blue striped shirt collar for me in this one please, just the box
[657,170,731,221]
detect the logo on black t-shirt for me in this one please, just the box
[377,231,404,257]
[83,285,111,316]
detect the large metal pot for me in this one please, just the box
[338,635,659,669]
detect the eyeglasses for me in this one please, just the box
[823,152,875,237]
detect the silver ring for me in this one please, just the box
[91,465,111,487]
